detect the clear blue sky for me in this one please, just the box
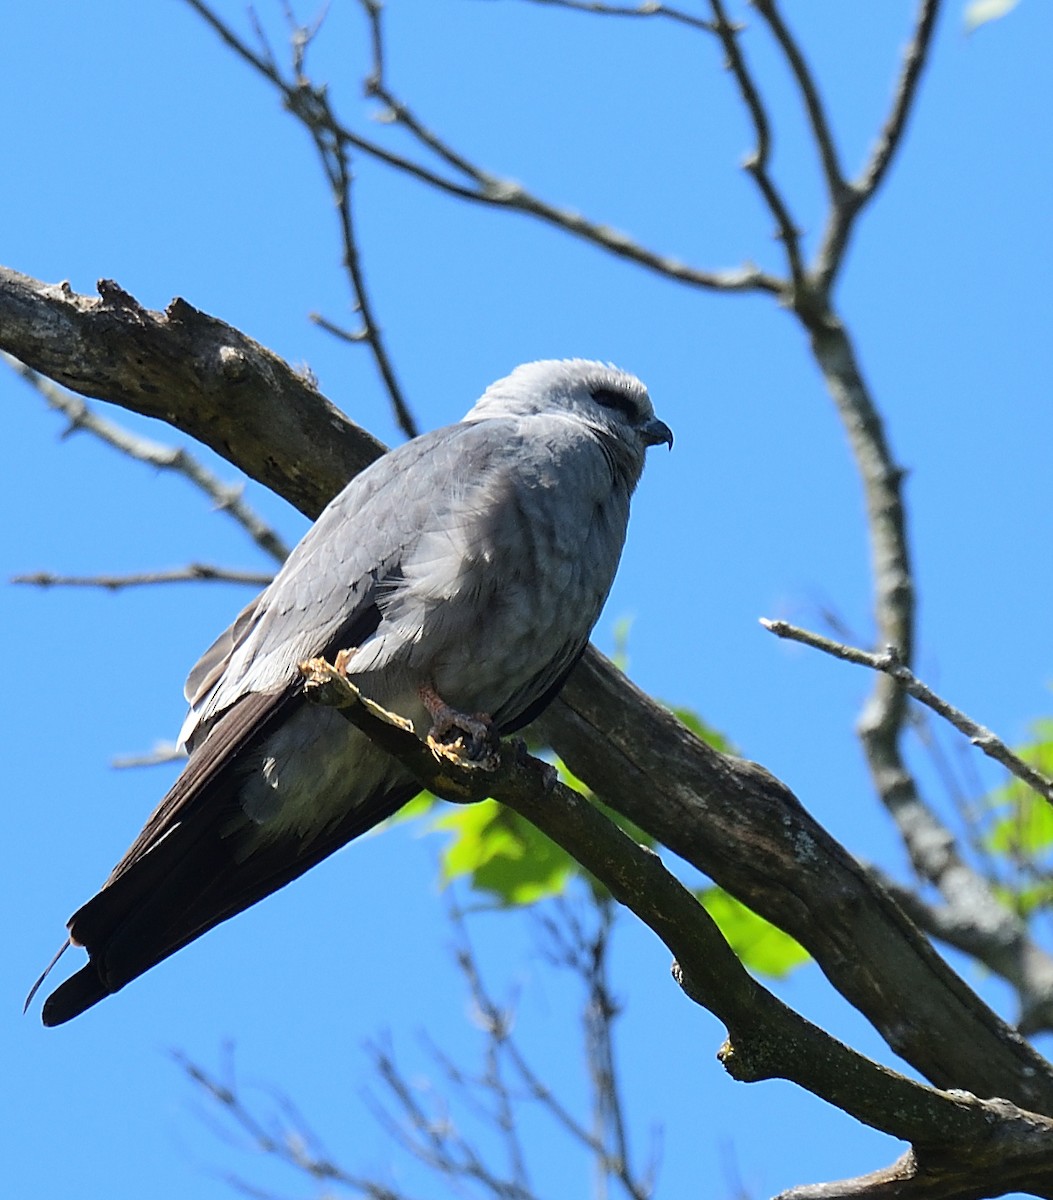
[3,3,1052,1197]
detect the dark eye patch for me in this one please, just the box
[590,386,639,421]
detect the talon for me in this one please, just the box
[418,684,499,762]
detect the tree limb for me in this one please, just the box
[4,352,291,563]
[0,265,385,520]
[301,658,1053,1200]
[541,651,1053,1112]
[12,566,273,590]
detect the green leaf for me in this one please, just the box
[992,879,1053,917]
[698,887,810,979]
[383,697,734,909]
[984,719,1053,857]
[383,791,437,825]
[965,0,1021,32]
[433,799,576,905]
[667,704,735,755]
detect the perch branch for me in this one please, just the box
[301,657,1053,1199]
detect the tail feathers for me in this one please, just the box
[36,777,418,1024]
[42,963,110,1027]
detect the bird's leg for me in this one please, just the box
[418,683,499,762]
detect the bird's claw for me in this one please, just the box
[425,709,499,765]
[418,683,499,764]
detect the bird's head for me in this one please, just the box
[464,359,673,483]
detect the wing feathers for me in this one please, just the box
[44,677,417,1023]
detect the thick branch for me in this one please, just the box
[303,660,1053,1199]
[540,652,1053,1113]
[777,1130,1053,1200]
[876,871,1053,1038]
[0,266,385,520]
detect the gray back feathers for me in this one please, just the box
[182,359,669,746]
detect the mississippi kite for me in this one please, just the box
[34,359,672,1025]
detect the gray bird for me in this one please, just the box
[34,359,672,1025]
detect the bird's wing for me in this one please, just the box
[180,418,512,743]
[40,419,522,1024]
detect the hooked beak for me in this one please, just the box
[640,416,674,450]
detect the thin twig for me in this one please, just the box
[761,620,1053,806]
[112,742,186,769]
[309,311,368,344]
[856,0,943,203]
[174,1051,409,1199]
[707,0,803,296]
[368,1037,538,1199]
[12,566,273,590]
[511,0,715,33]
[812,0,943,290]
[751,0,845,203]
[307,89,419,437]
[182,0,781,296]
[5,353,291,564]
[445,911,534,1195]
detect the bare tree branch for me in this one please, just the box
[181,0,781,296]
[855,0,943,205]
[267,2,421,440]
[776,1138,1053,1200]
[4,351,291,564]
[812,0,944,291]
[873,869,1053,1038]
[0,267,386,520]
[111,742,186,769]
[13,566,273,590]
[534,899,654,1200]
[706,0,803,295]
[751,0,846,206]
[174,1049,413,1200]
[366,1034,539,1200]
[299,657,1053,1199]
[509,0,715,33]
[540,652,1053,1110]
[762,619,1053,805]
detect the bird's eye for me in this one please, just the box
[590,386,638,421]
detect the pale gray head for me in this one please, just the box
[463,359,673,483]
